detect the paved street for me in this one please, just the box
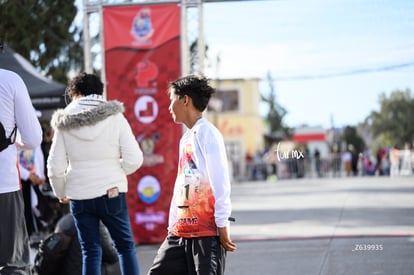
[137,176,414,275]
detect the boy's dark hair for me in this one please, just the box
[66,72,103,98]
[170,75,215,112]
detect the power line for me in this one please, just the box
[274,61,414,81]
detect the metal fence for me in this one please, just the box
[242,154,365,181]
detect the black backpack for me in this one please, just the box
[0,122,17,152]
[33,232,72,275]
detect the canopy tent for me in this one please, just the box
[0,45,67,119]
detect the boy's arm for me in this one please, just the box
[201,130,236,251]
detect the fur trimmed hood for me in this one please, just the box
[51,100,124,130]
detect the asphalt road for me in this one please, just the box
[137,176,414,275]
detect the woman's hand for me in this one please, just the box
[59,197,70,204]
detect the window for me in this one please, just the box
[208,89,239,112]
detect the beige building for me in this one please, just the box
[206,78,265,180]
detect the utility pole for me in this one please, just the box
[83,0,92,73]
[83,0,102,73]
[181,0,204,75]
[197,0,205,74]
[180,0,189,75]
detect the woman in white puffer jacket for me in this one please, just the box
[47,72,143,275]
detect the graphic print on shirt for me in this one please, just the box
[172,142,216,236]
[175,143,200,208]
[19,150,35,172]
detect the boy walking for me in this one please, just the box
[148,75,236,275]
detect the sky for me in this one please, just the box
[199,0,414,129]
[79,0,414,129]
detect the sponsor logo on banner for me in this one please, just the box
[135,60,158,94]
[137,175,161,204]
[134,95,159,124]
[103,4,180,51]
[131,7,154,45]
[136,133,165,167]
[135,211,166,231]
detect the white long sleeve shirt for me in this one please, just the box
[0,69,42,193]
[168,118,232,238]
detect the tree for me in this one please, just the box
[189,39,208,74]
[366,89,414,147]
[261,72,290,145]
[0,0,83,82]
[338,126,365,153]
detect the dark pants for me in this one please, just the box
[70,193,139,275]
[21,180,35,236]
[21,180,52,236]
[0,190,32,274]
[148,234,226,275]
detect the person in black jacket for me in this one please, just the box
[33,213,121,275]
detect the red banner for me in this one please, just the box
[103,3,181,244]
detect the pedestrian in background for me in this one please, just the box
[314,148,322,177]
[18,145,50,237]
[148,75,237,275]
[390,145,400,177]
[342,147,352,176]
[47,72,143,275]
[0,37,43,274]
[399,142,412,176]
